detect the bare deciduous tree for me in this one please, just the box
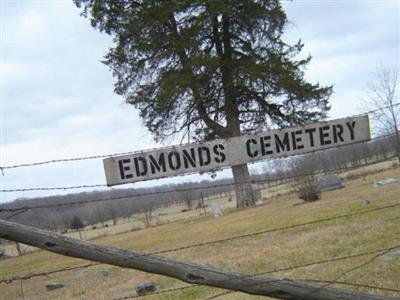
[107,204,118,226]
[93,205,107,227]
[290,156,321,202]
[365,66,400,158]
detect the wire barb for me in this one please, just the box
[0,103,398,173]
[0,151,396,214]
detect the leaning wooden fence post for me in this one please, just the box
[0,219,395,300]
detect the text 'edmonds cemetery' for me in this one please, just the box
[103,115,370,186]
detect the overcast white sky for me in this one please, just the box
[1,0,399,203]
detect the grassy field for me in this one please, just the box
[0,162,399,300]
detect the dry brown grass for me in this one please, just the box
[0,161,399,300]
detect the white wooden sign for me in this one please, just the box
[103,115,370,186]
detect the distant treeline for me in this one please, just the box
[0,133,397,232]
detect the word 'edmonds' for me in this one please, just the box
[103,115,370,186]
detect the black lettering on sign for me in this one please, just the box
[346,121,356,140]
[168,152,181,170]
[134,157,147,177]
[305,128,316,147]
[261,136,273,155]
[246,139,258,158]
[333,124,344,143]
[118,159,133,180]
[149,153,166,174]
[213,144,226,163]
[319,125,331,145]
[291,130,304,150]
[275,132,290,153]
[182,148,197,169]
[198,147,211,166]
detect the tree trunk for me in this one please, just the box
[232,164,258,208]
[396,131,400,160]
[200,193,207,215]
[393,123,400,160]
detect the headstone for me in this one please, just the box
[391,157,400,164]
[373,177,398,188]
[318,175,343,192]
[136,281,157,296]
[46,283,64,291]
[132,224,142,232]
[210,203,223,217]
[100,270,109,277]
[255,200,265,206]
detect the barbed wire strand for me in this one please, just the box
[1,198,399,260]
[112,244,400,300]
[0,108,398,297]
[0,263,97,284]
[297,279,400,293]
[148,202,400,256]
[1,102,399,172]
[304,246,400,299]
[0,153,397,218]
[2,211,398,300]
[1,156,398,297]
[1,130,397,193]
[208,244,400,298]
[1,204,398,285]
[5,209,29,220]
[1,196,399,270]
[202,245,400,300]
[0,144,397,215]
[2,244,396,296]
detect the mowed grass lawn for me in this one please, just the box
[0,165,399,300]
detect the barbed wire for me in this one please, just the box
[201,244,400,300]
[0,184,107,193]
[296,279,400,293]
[0,149,396,214]
[1,129,397,193]
[0,102,398,173]
[1,202,397,299]
[148,202,400,256]
[111,244,400,300]
[106,200,399,299]
[5,209,29,220]
[0,137,397,203]
[0,263,97,284]
[1,190,397,300]
[0,107,399,298]
[2,244,398,298]
[1,151,397,293]
[1,203,398,285]
[304,245,400,299]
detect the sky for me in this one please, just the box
[1,0,399,203]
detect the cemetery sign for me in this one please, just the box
[103,115,370,186]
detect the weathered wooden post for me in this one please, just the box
[0,219,396,300]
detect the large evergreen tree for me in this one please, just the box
[74,0,332,208]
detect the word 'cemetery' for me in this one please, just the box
[103,115,370,186]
